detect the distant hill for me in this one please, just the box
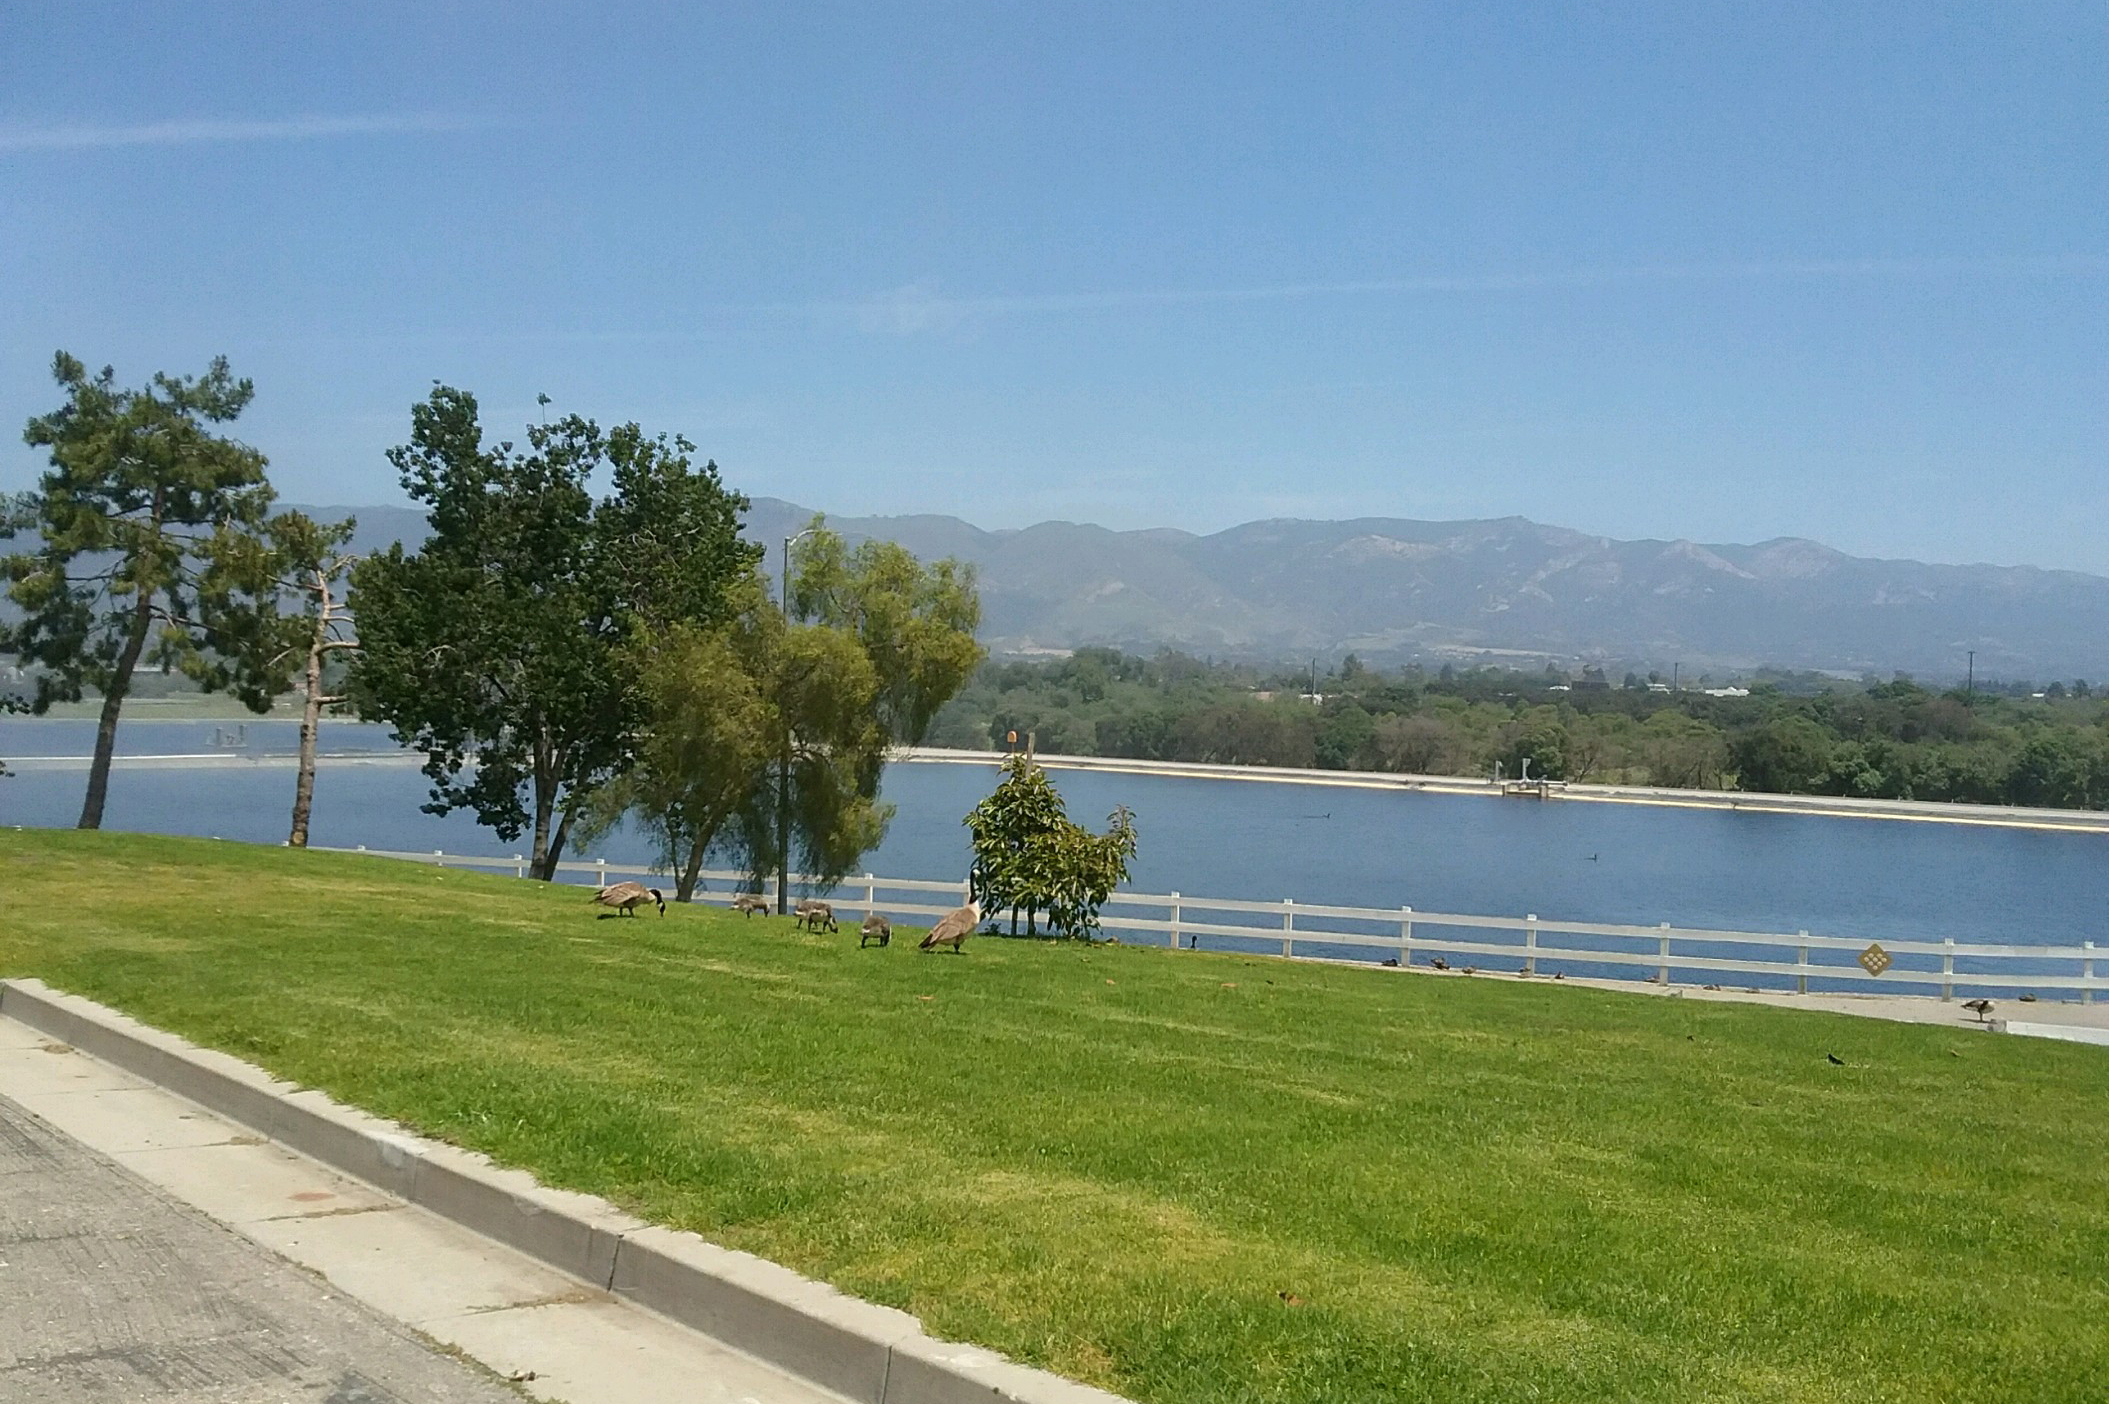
[297,499,2109,681]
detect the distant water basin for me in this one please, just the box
[5,718,2105,997]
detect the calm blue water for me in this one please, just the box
[6,719,2105,996]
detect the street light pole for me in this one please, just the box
[777,529,816,914]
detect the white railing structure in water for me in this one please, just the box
[317,846,2103,1005]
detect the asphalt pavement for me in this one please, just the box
[0,1090,526,1404]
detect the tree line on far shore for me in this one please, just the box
[927,650,2109,810]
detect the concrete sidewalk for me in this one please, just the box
[0,1015,846,1404]
[0,1087,527,1403]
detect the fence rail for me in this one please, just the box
[313,845,2104,1004]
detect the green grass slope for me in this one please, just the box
[2,830,2104,1403]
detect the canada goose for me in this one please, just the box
[794,899,838,933]
[1961,998,1995,1023]
[590,881,664,917]
[730,893,769,917]
[919,871,982,955]
[860,913,891,948]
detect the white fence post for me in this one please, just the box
[1657,922,1671,986]
[433,849,445,867]
[1941,938,1955,1001]
[1797,931,1809,995]
[1400,906,1413,967]
[2086,941,2097,1006]
[513,854,525,880]
[1282,898,1295,957]
[864,873,876,918]
[1525,914,1538,976]
[594,857,607,890]
[1169,892,1182,950]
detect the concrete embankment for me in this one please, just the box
[898,747,2109,835]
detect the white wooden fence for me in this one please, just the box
[316,845,2103,1004]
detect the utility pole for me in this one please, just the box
[1966,650,1976,700]
[1671,661,1680,692]
[777,528,817,914]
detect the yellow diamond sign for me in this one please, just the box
[1858,942,1892,977]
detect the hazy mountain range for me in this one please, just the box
[311,500,2109,681]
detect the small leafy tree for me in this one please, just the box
[965,755,1138,937]
[4,353,294,828]
[965,753,1072,933]
[1032,804,1138,939]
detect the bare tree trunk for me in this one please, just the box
[288,584,328,848]
[79,590,154,830]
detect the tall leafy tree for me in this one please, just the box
[580,595,775,903]
[771,522,981,905]
[601,532,973,904]
[727,604,893,897]
[350,387,754,878]
[3,353,290,828]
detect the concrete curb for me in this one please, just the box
[0,978,1134,1404]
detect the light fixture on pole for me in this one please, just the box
[777,528,818,914]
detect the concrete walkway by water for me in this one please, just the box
[0,1016,846,1404]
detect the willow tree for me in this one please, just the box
[788,522,983,760]
[601,522,979,904]
[3,353,294,828]
[599,568,891,901]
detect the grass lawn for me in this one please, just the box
[3,829,2105,1403]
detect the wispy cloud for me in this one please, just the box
[0,112,501,153]
[825,255,2109,334]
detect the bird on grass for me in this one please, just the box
[1826,1053,1846,1066]
[793,899,838,933]
[589,881,664,917]
[860,913,891,948]
[1428,956,1450,971]
[1961,998,1995,1023]
[919,870,982,955]
[730,893,769,917]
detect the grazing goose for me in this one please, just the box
[590,881,664,917]
[919,872,982,955]
[793,899,838,933]
[730,893,770,917]
[1961,998,1995,1024]
[860,913,891,948]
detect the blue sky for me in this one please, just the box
[2,4,2103,570]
